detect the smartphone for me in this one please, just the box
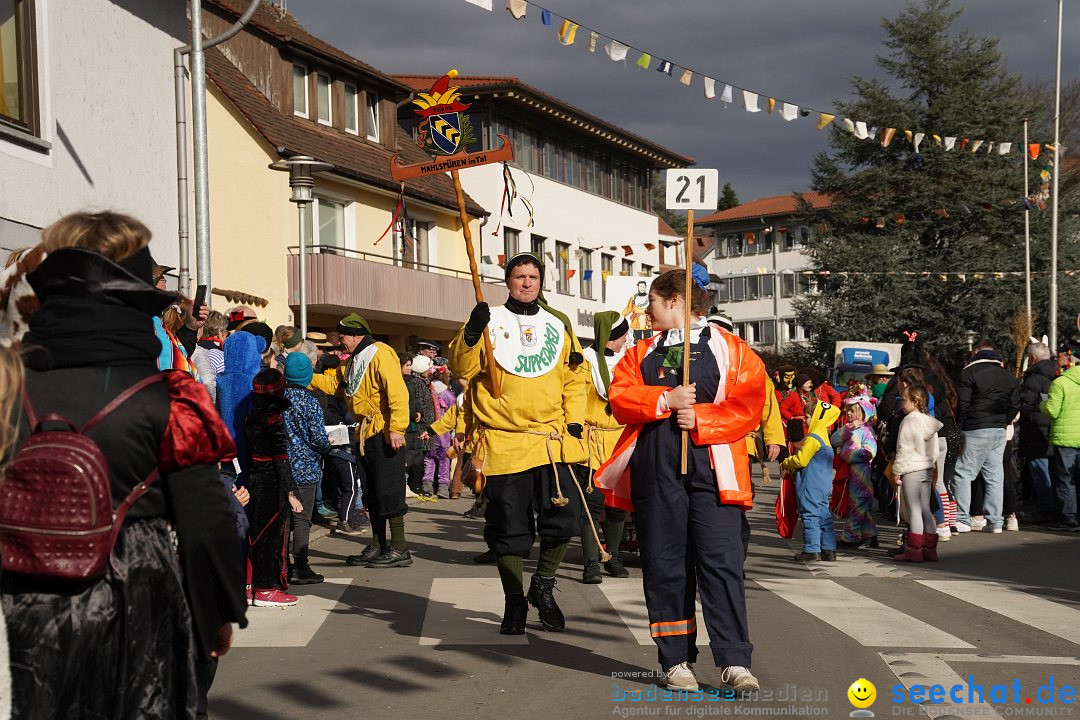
[193,284,207,311]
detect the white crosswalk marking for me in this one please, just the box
[419,578,529,645]
[598,577,708,646]
[919,580,1080,646]
[756,578,974,648]
[233,578,352,647]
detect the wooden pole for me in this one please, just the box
[451,169,501,398]
[680,209,694,474]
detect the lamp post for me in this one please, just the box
[965,329,978,353]
[1048,0,1064,352]
[269,156,334,336]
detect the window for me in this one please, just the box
[760,320,776,346]
[555,241,570,294]
[292,63,308,117]
[0,0,36,135]
[307,196,345,253]
[580,249,593,300]
[344,84,359,134]
[745,275,760,300]
[601,253,614,302]
[621,259,634,276]
[760,274,774,298]
[714,278,730,304]
[782,229,796,252]
[730,277,745,302]
[530,234,547,290]
[365,92,380,142]
[504,228,519,262]
[640,264,653,278]
[398,219,431,269]
[315,73,331,125]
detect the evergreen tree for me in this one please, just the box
[718,182,740,211]
[795,0,1079,372]
[651,175,687,235]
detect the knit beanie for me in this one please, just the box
[411,354,433,375]
[793,373,812,391]
[283,352,314,387]
[338,313,371,336]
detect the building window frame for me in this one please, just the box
[530,234,547,290]
[503,227,519,262]
[0,0,39,137]
[307,195,348,254]
[621,258,634,277]
[580,249,594,300]
[315,72,332,126]
[292,63,309,118]
[555,241,571,295]
[365,91,380,142]
[601,253,614,302]
[343,83,359,134]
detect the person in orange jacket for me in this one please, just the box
[595,268,765,694]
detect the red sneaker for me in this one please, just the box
[252,589,298,607]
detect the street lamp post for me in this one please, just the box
[269,156,334,336]
[1049,0,1063,352]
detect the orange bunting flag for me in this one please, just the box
[622,245,633,256]
[903,130,913,143]
[1028,143,1041,160]
[745,232,756,244]
[881,128,896,147]
[767,98,776,114]
[644,243,656,250]
[959,138,970,151]
[895,213,906,225]
[498,254,506,267]
[566,269,576,280]
[934,208,949,218]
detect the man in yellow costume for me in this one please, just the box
[449,252,587,635]
[310,313,412,568]
[574,310,631,584]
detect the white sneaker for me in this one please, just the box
[1005,516,1019,531]
[955,523,972,533]
[404,486,419,498]
[719,665,760,692]
[985,526,1003,534]
[662,662,699,691]
[936,527,951,542]
[970,517,987,530]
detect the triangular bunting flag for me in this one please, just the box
[959,138,970,151]
[622,245,633,256]
[540,8,551,24]
[506,0,527,18]
[817,113,835,130]
[605,41,629,62]
[970,140,984,153]
[854,121,869,139]
[557,20,578,45]
[466,0,493,9]
[679,69,693,86]
[566,269,576,280]
[721,84,733,103]
[583,269,593,280]
[498,253,506,266]
[558,249,568,261]
[903,130,913,143]
[636,52,652,70]
[1028,143,1041,160]
[742,91,760,112]
[588,31,598,52]
[703,77,716,99]
[843,118,855,133]
[944,136,956,151]
[997,142,1012,155]
[766,97,776,113]
[914,132,925,153]
[932,134,942,145]
[881,127,896,147]
[656,60,673,75]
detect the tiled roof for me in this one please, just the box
[394,75,694,168]
[206,0,409,92]
[658,217,679,237]
[205,48,486,217]
[695,192,832,225]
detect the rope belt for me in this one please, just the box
[584,423,623,492]
[356,416,372,456]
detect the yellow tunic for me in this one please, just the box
[746,376,785,458]
[571,354,625,470]
[309,342,409,443]
[448,323,587,476]
[430,398,466,437]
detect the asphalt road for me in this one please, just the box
[210,472,1080,720]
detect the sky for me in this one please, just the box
[288,0,1078,204]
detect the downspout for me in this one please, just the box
[175,0,261,297]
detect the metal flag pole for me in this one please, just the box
[1048,0,1063,351]
[1023,119,1032,330]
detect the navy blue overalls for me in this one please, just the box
[629,326,752,670]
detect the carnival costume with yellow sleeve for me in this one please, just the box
[573,311,631,583]
[595,319,765,675]
[309,313,412,567]
[448,252,587,635]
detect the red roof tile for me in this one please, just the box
[205,48,486,217]
[695,192,832,225]
[658,217,679,237]
[394,75,694,168]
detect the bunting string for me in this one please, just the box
[464,0,1058,162]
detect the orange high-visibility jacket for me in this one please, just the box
[594,326,766,512]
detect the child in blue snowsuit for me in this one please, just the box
[781,401,842,562]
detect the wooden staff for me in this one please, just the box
[451,169,501,398]
[680,209,694,474]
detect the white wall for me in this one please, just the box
[0,0,186,268]
[460,162,661,342]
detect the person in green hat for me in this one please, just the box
[449,251,587,635]
[573,311,632,584]
[310,313,412,567]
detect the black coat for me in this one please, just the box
[1019,359,1056,458]
[957,357,1021,431]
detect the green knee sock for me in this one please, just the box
[604,518,626,557]
[537,539,569,578]
[373,517,388,550]
[496,555,524,595]
[580,522,599,563]
[389,515,406,551]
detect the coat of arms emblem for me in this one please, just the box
[413,69,477,156]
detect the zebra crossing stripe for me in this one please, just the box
[918,580,1080,646]
[598,578,709,646]
[234,578,351,648]
[756,579,974,648]
[419,578,529,645]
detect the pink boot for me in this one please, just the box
[922,533,939,562]
[893,533,924,563]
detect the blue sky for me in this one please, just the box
[290,0,1077,203]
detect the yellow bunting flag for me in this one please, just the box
[970,140,984,153]
[601,270,611,281]
[767,97,776,113]
[558,20,578,45]
[881,127,896,147]
[932,134,942,145]
[817,113,835,130]
[903,130,913,143]
[559,248,568,262]
[636,52,652,70]
[843,118,855,133]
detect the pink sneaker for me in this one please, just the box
[252,589,298,607]
[245,586,253,603]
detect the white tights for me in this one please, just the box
[901,468,936,536]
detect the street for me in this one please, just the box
[211,472,1080,720]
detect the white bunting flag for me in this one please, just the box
[604,41,629,62]
[466,0,493,9]
[970,140,984,153]
[914,132,925,153]
[588,31,598,52]
[781,103,798,121]
[721,84,733,104]
[742,90,761,112]
[854,121,869,139]
[997,142,1012,155]
[843,118,855,133]
[704,77,716,99]
[944,136,956,151]
[506,0,527,17]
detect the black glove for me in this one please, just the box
[463,302,490,347]
[567,423,584,439]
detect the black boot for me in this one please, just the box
[365,547,413,568]
[527,575,565,631]
[292,560,325,585]
[500,593,528,635]
[604,556,629,578]
[345,544,382,566]
[581,560,602,584]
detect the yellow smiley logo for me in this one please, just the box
[848,678,876,709]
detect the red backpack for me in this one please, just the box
[0,372,167,580]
